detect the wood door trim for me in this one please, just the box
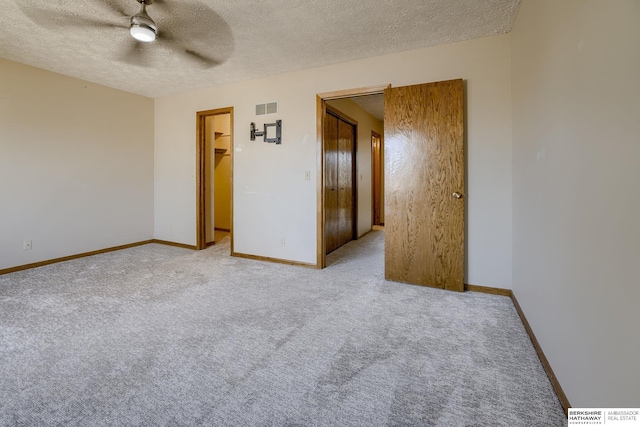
[0,240,154,275]
[464,283,511,296]
[315,96,325,268]
[196,107,234,251]
[318,85,389,101]
[316,85,390,268]
[152,239,198,250]
[233,252,317,268]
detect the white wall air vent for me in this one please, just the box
[255,101,278,116]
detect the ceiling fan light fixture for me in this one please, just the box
[130,2,157,42]
[130,24,156,42]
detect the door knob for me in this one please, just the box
[452,192,463,199]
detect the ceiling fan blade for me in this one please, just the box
[102,0,131,18]
[154,31,219,69]
[150,0,234,67]
[118,39,153,68]
[149,0,216,38]
[182,49,221,68]
[18,7,128,30]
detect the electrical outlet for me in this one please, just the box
[23,240,32,251]
[280,237,286,247]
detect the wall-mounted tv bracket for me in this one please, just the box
[250,120,282,144]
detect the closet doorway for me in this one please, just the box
[316,85,387,267]
[196,107,234,251]
[324,106,357,254]
[371,131,383,226]
[316,81,464,292]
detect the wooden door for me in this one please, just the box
[372,132,382,225]
[337,119,355,247]
[384,79,465,291]
[324,110,356,254]
[324,113,339,253]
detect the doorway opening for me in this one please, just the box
[316,85,387,268]
[371,131,383,226]
[316,80,465,291]
[196,107,234,252]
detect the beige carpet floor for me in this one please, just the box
[0,230,566,426]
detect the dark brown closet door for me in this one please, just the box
[337,119,355,248]
[325,111,356,254]
[324,113,339,254]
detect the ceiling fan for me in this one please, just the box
[18,0,227,68]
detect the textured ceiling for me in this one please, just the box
[0,0,521,98]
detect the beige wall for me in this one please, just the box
[0,59,154,270]
[512,0,640,406]
[154,34,513,288]
[325,98,383,237]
